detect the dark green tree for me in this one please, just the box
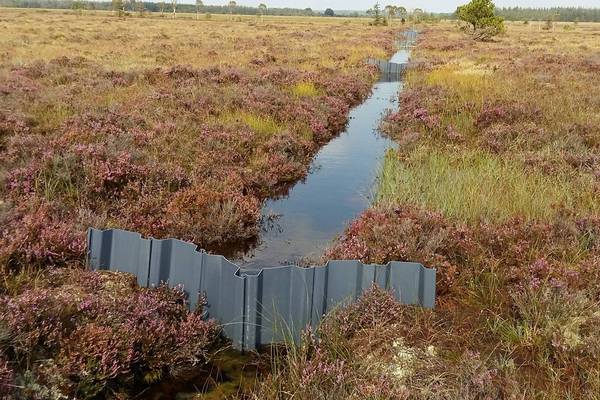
[368,3,385,26]
[71,0,84,14]
[456,0,505,40]
[111,0,124,16]
[324,8,334,17]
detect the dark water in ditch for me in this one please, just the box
[233,49,409,269]
[149,48,411,399]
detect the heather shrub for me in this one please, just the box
[323,22,600,398]
[0,269,219,399]
[252,287,420,400]
[326,211,600,397]
[0,201,87,269]
[0,354,14,400]
[0,13,395,267]
[326,206,600,296]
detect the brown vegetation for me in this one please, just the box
[317,21,600,399]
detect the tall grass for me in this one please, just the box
[376,146,599,223]
[240,112,283,137]
[291,82,321,97]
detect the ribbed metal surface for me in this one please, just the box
[87,228,436,350]
[367,58,409,76]
[400,29,418,47]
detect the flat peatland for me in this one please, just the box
[258,22,600,399]
[0,8,394,268]
[0,8,396,399]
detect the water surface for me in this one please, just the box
[234,50,409,268]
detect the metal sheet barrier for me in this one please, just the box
[400,29,418,47]
[367,30,418,79]
[87,228,436,350]
[367,59,409,76]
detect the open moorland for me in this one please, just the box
[318,22,600,399]
[0,9,396,398]
[0,9,393,267]
[1,5,600,400]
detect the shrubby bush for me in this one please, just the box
[456,0,505,41]
[0,269,219,399]
[326,206,600,295]
[0,58,379,268]
[252,286,414,400]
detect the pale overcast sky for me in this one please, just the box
[208,1,599,13]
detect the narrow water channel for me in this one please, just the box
[150,45,412,400]
[235,49,410,268]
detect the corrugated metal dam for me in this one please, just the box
[87,228,436,350]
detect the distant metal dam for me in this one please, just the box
[87,228,436,351]
[366,58,410,76]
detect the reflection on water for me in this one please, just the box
[234,50,410,268]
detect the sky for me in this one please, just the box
[207,0,599,13]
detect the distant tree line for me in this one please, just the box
[0,0,318,16]
[4,0,595,22]
[494,7,600,22]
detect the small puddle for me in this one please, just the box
[233,49,410,268]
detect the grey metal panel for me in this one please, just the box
[86,228,436,350]
[244,266,316,348]
[287,266,316,341]
[311,265,327,327]
[200,254,245,349]
[419,266,436,309]
[148,238,204,310]
[327,260,373,307]
[388,262,435,307]
[399,30,418,47]
[367,59,408,76]
[312,260,374,320]
[87,228,151,287]
[373,263,388,288]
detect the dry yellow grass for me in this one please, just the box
[378,21,600,224]
[0,8,390,70]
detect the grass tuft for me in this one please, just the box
[291,82,321,97]
[376,146,599,223]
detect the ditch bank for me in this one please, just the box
[228,48,411,269]
[154,35,416,398]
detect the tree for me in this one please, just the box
[228,0,237,18]
[71,0,84,15]
[171,0,176,18]
[324,8,334,17]
[304,7,313,16]
[257,3,267,22]
[397,6,407,19]
[385,5,396,24]
[195,0,203,20]
[112,0,124,16]
[456,0,505,40]
[158,0,165,16]
[368,3,385,26]
[136,0,144,17]
[412,7,424,23]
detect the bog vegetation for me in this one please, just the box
[0,9,393,269]
[0,4,599,400]
[323,20,600,399]
[0,8,394,398]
